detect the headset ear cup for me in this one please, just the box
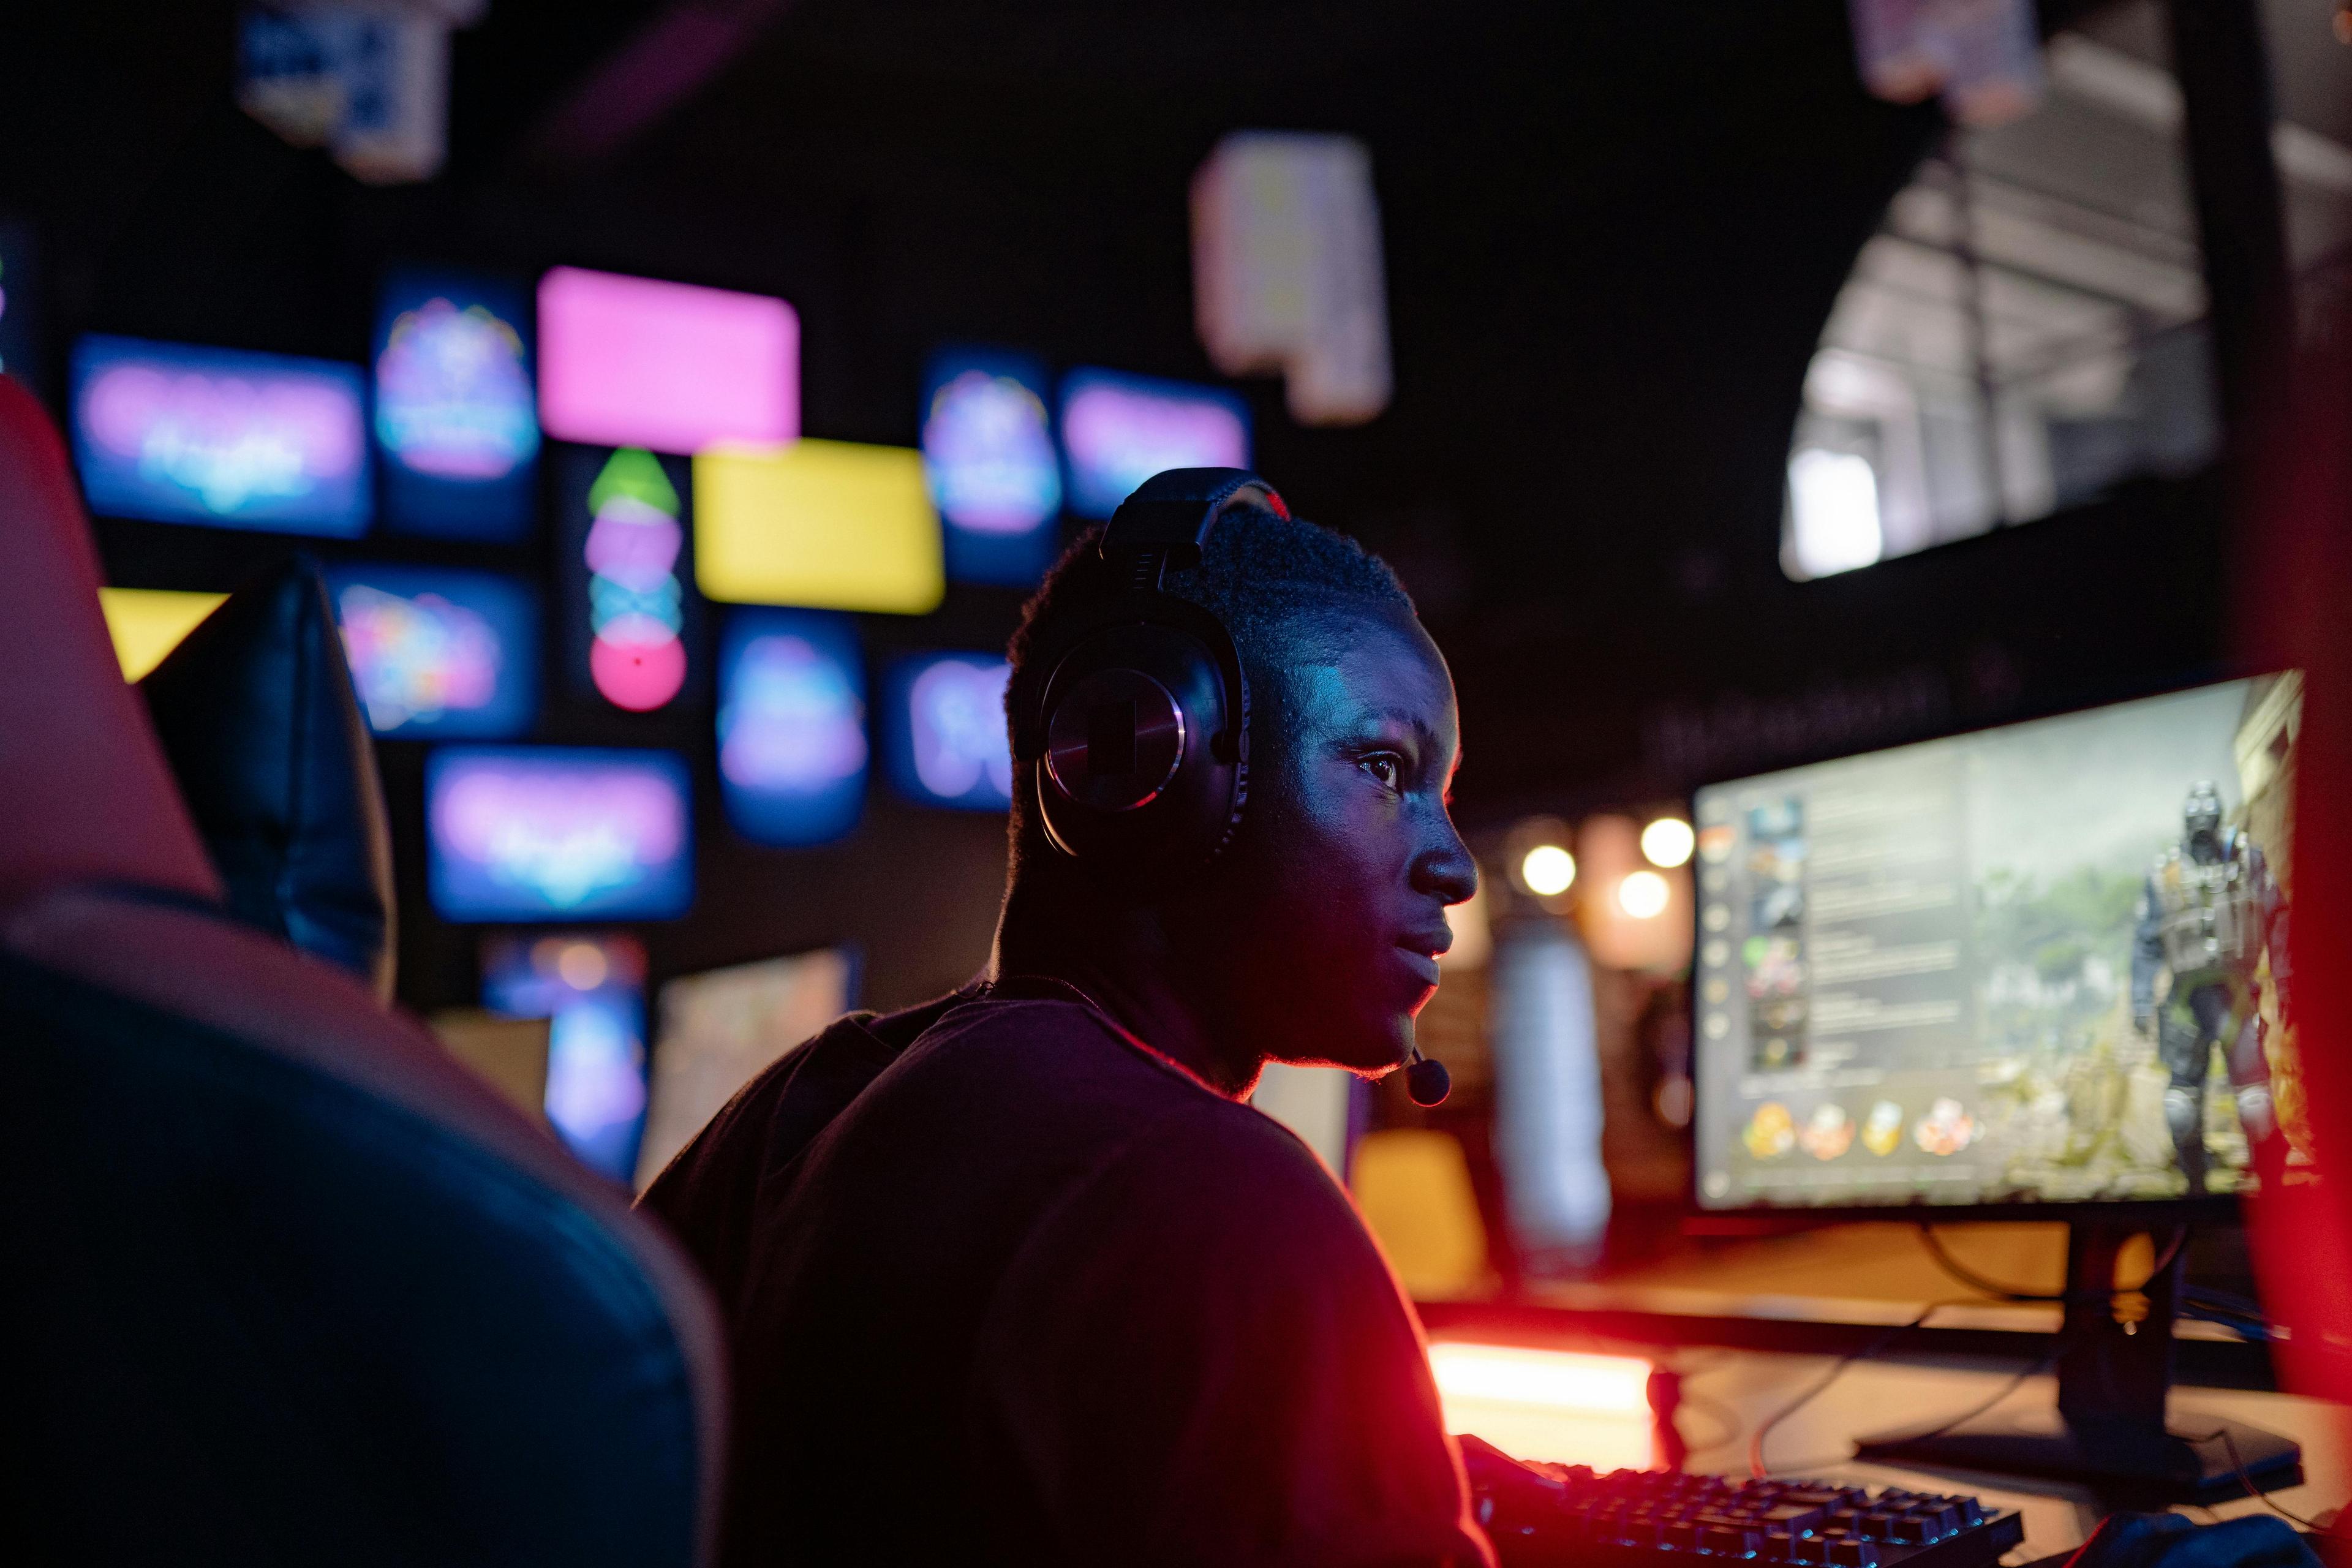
[1035,622,1244,881]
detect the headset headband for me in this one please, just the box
[1097,468,1291,591]
[1009,469,1286,764]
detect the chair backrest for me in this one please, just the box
[0,374,726,1567]
[138,556,398,995]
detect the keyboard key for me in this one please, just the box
[1705,1525,1759,1556]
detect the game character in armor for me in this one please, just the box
[2131,782,2289,1194]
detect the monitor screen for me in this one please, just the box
[921,348,1062,586]
[693,438,944,615]
[637,946,856,1189]
[883,652,1014,810]
[538,265,798,454]
[72,334,371,535]
[1692,674,2304,1210]
[373,269,540,540]
[718,608,867,846]
[483,933,650,1183]
[324,564,538,738]
[427,746,693,922]
[1058,368,1249,518]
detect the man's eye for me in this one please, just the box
[1363,754,1402,790]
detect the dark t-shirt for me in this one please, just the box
[641,990,1494,1567]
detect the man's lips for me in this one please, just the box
[1393,949,1442,985]
[1393,930,1452,986]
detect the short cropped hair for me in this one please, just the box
[1003,506,1414,864]
[1007,506,1412,698]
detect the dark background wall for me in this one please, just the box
[0,0,2231,1017]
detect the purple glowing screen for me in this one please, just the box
[71,334,371,535]
[428,746,693,921]
[1058,368,1249,518]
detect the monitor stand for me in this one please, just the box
[1853,1221,2301,1504]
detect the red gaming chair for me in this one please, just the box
[0,374,726,1565]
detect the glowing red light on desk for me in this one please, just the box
[1427,1341,1657,1472]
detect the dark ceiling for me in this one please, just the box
[0,1,2248,1005]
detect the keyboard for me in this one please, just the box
[1461,1437,2028,1568]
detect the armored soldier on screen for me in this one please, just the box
[2132,782,2288,1194]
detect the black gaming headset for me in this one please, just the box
[1006,466,1455,1108]
[1008,467,1281,882]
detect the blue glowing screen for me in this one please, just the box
[921,347,1061,586]
[718,608,867,846]
[72,334,371,535]
[482,933,649,1183]
[374,270,540,540]
[883,652,1014,811]
[323,565,538,739]
[427,746,693,922]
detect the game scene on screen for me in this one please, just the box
[1694,674,2304,1208]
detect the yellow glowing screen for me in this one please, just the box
[98,589,228,680]
[693,440,944,614]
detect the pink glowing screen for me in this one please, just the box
[537,266,799,454]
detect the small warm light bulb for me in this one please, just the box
[1617,869,1670,919]
[1640,817,1695,869]
[557,942,611,992]
[1521,844,1577,897]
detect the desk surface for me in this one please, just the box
[1665,1348,2344,1562]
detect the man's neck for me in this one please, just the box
[992,899,1262,1099]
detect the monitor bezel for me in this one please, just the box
[1682,668,2291,1226]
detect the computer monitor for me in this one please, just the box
[634,948,857,1191]
[1689,673,2305,1497]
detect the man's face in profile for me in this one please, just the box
[1176,602,1478,1077]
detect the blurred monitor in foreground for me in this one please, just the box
[1694,673,2304,1210]
[483,934,649,1183]
[72,334,371,535]
[635,947,857,1190]
[427,746,693,922]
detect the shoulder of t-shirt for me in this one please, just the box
[910,994,1257,1108]
[638,994,959,1227]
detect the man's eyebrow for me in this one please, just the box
[1360,707,1445,748]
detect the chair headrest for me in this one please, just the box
[0,375,219,911]
[140,559,398,999]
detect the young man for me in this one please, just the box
[643,481,1493,1566]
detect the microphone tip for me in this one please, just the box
[1405,1053,1452,1108]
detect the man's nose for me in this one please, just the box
[1414,819,1479,907]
